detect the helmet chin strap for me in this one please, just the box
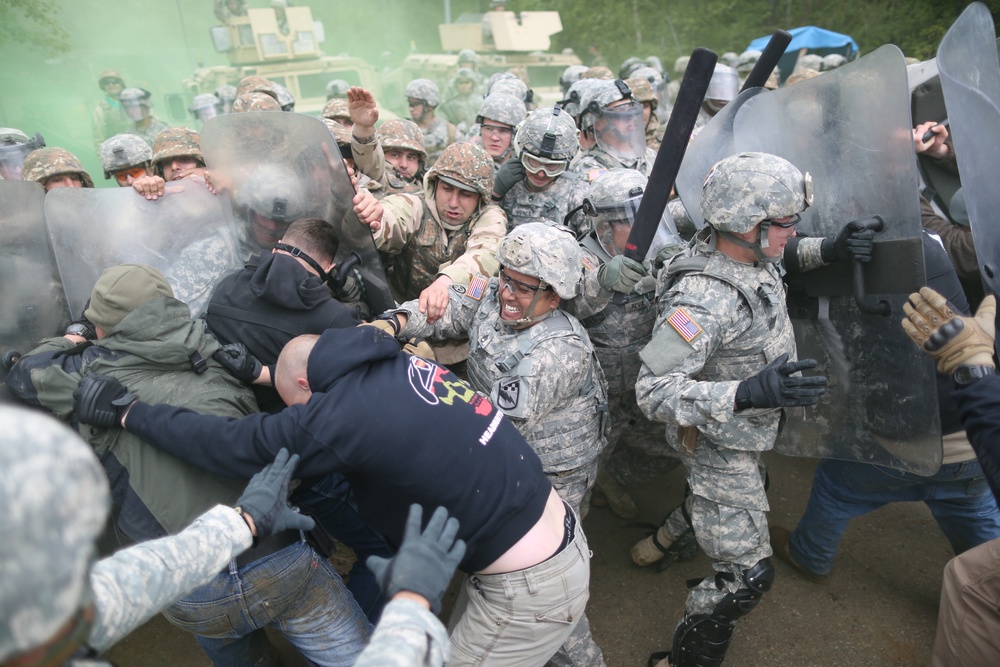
[499,285,556,328]
[717,222,781,264]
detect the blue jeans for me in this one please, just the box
[162,538,372,667]
[790,458,1000,576]
[292,473,394,622]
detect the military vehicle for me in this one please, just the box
[177,4,382,116]
[382,10,583,115]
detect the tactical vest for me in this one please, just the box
[503,175,583,229]
[467,291,608,472]
[389,202,471,302]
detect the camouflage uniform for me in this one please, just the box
[92,69,132,153]
[626,74,661,151]
[575,79,656,182]
[405,79,456,166]
[352,119,425,197]
[501,175,588,230]
[354,598,450,667]
[439,68,483,128]
[22,147,95,188]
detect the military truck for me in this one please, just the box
[382,10,583,115]
[178,4,382,116]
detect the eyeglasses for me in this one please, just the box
[480,124,513,138]
[767,214,801,229]
[113,166,148,185]
[499,268,546,298]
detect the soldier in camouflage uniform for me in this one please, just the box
[493,106,589,231]
[189,92,221,127]
[236,74,279,102]
[22,147,95,191]
[0,404,317,666]
[474,92,526,165]
[575,79,657,183]
[627,71,663,151]
[635,153,829,667]
[215,84,238,114]
[439,67,483,129]
[694,64,739,134]
[99,133,152,187]
[92,69,132,153]
[405,78,456,166]
[322,97,353,127]
[233,91,282,113]
[118,87,170,147]
[381,221,608,667]
[129,127,207,200]
[560,64,589,96]
[348,87,425,197]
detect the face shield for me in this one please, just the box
[585,187,643,256]
[0,133,44,180]
[122,101,149,122]
[593,101,646,163]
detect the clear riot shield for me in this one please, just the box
[0,181,70,402]
[199,111,394,314]
[44,180,242,319]
[686,45,939,473]
[938,3,1000,300]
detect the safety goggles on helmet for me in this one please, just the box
[521,153,568,179]
[113,165,148,186]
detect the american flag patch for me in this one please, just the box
[667,308,702,343]
[467,274,488,300]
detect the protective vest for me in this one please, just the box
[389,202,471,302]
[467,291,608,471]
[502,174,585,229]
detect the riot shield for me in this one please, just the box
[938,3,1000,299]
[682,46,939,473]
[908,58,962,221]
[199,111,394,314]
[0,181,70,402]
[44,180,242,319]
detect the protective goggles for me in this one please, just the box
[499,267,547,298]
[113,165,148,185]
[521,153,568,178]
[766,214,801,229]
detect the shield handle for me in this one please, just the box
[852,215,890,316]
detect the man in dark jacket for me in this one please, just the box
[6,264,371,667]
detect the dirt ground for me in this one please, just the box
[107,451,950,666]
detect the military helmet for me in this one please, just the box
[579,78,634,131]
[233,92,282,113]
[0,129,45,181]
[236,75,279,101]
[673,56,691,74]
[377,119,427,160]
[215,84,237,103]
[405,78,440,107]
[489,77,529,102]
[321,98,351,122]
[21,147,94,188]
[736,50,762,75]
[426,142,494,203]
[322,119,352,151]
[645,55,665,74]
[476,92,527,128]
[631,66,664,90]
[706,64,738,103]
[701,152,812,234]
[0,405,110,662]
[241,164,306,222]
[119,87,152,107]
[0,128,30,145]
[457,48,478,65]
[625,75,656,106]
[583,66,614,80]
[98,68,124,89]
[720,51,740,68]
[561,78,602,119]
[100,133,152,179]
[559,64,589,95]
[325,78,351,99]
[272,82,295,111]
[784,69,821,86]
[151,127,203,171]
[189,93,220,124]
[821,54,848,71]
[619,57,645,80]
[496,222,582,299]
[454,67,477,84]
[797,54,824,72]
[583,168,646,256]
[516,106,579,162]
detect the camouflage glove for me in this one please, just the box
[491,158,526,202]
[821,220,876,263]
[902,288,996,374]
[653,243,687,272]
[735,353,827,410]
[213,343,263,384]
[366,504,466,614]
[74,373,137,429]
[235,448,315,542]
[402,338,436,361]
[597,255,647,293]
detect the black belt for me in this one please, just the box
[234,529,301,569]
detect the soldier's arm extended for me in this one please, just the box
[394,283,482,340]
[353,597,450,667]
[503,337,593,434]
[349,87,387,184]
[5,337,89,418]
[87,504,253,652]
[373,193,424,254]
[436,204,506,286]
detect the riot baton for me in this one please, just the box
[741,29,792,92]
[623,47,717,263]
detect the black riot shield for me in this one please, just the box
[44,181,242,319]
[199,111,394,314]
[681,45,939,473]
[0,181,70,402]
[938,3,1000,300]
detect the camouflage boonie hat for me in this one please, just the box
[98,68,124,88]
[477,93,527,127]
[151,127,203,170]
[426,142,494,202]
[236,75,279,101]
[100,133,152,179]
[515,106,579,161]
[377,119,426,159]
[701,152,812,234]
[583,66,614,80]
[233,92,281,113]
[325,78,351,99]
[405,79,440,107]
[21,147,94,188]
[321,98,351,121]
[496,222,582,299]
[0,405,110,661]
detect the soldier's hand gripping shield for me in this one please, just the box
[199,111,393,314]
[0,182,69,401]
[43,180,242,319]
[938,2,1000,301]
[682,46,938,473]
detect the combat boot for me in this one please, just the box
[593,469,638,519]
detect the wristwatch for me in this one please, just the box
[65,321,95,340]
[952,364,996,387]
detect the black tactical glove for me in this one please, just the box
[734,353,828,410]
[491,158,526,202]
[235,448,316,542]
[74,373,137,429]
[821,220,876,263]
[213,343,263,384]
[366,504,466,614]
[597,255,647,293]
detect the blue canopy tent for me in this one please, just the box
[747,26,859,82]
